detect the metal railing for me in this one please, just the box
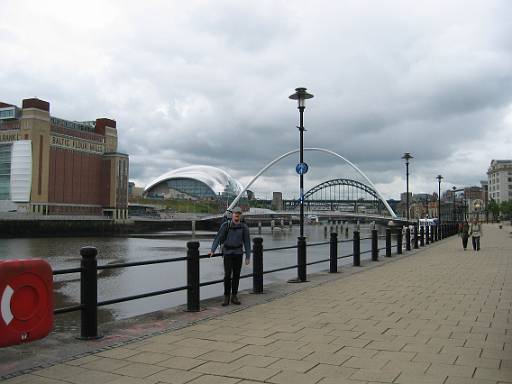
[52,223,460,339]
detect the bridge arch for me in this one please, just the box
[228,147,397,218]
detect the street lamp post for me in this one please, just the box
[436,175,443,238]
[452,186,457,223]
[289,87,313,283]
[402,152,413,222]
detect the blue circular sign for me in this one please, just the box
[296,162,309,175]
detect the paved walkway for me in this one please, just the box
[4,224,512,384]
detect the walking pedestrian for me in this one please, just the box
[209,207,251,306]
[460,220,469,250]
[469,218,482,251]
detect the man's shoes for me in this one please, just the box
[222,295,230,306]
[231,295,241,305]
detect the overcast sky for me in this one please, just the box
[2,0,511,199]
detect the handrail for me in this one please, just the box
[50,221,459,339]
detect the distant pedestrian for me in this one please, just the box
[469,218,482,251]
[209,207,251,306]
[460,221,470,250]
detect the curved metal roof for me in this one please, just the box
[144,165,244,196]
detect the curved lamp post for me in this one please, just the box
[289,87,313,283]
[436,175,443,238]
[401,152,413,221]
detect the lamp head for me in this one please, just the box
[289,87,314,108]
[402,152,413,161]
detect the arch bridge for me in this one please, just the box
[285,178,386,215]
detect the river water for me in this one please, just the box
[0,223,387,331]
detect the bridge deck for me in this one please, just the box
[3,224,512,383]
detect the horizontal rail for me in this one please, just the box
[53,267,83,275]
[97,285,189,307]
[264,245,298,252]
[306,257,331,266]
[199,278,224,287]
[97,257,189,270]
[307,241,331,247]
[263,264,298,274]
[54,304,83,314]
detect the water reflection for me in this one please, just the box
[0,223,386,330]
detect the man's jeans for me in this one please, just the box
[223,254,243,296]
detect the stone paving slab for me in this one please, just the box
[2,223,512,383]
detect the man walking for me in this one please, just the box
[469,218,483,251]
[209,207,251,306]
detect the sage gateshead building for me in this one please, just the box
[144,165,246,202]
[0,98,129,219]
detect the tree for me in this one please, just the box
[500,201,512,219]
[488,199,500,221]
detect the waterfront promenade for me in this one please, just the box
[3,224,512,384]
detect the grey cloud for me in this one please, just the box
[2,0,512,199]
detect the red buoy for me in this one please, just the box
[0,259,53,347]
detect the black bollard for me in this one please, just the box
[386,228,391,257]
[371,229,379,261]
[353,231,360,266]
[330,233,338,273]
[397,228,403,255]
[186,241,200,312]
[78,246,102,340]
[252,238,263,293]
[414,225,419,249]
[433,225,437,242]
[420,226,425,247]
[425,225,430,245]
[406,227,411,251]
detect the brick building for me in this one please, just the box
[0,98,128,219]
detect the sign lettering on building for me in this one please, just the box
[50,135,105,154]
[0,131,20,142]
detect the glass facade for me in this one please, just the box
[0,144,12,200]
[167,178,217,199]
[0,109,15,119]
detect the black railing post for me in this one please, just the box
[298,237,307,281]
[420,226,425,247]
[353,231,360,266]
[252,237,263,293]
[186,241,200,312]
[386,228,391,257]
[434,225,438,241]
[397,227,403,255]
[79,246,101,340]
[425,225,430,245]
[371,229,379,261]
[414,225,419,249]
[330,232,338,273]
[406,227,411,251]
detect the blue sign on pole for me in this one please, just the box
[296,162,309,175]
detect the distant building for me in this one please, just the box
[271,192,283,211]
[0,98,128,219]
[487,159,512,203]
[128,182,144,198]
